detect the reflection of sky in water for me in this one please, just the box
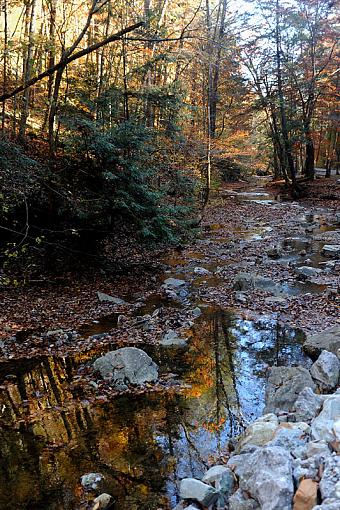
[153,311,309,507]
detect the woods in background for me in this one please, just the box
[0,0,338,279]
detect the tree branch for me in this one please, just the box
[0,21,145,103]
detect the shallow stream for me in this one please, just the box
[0,187,338,509]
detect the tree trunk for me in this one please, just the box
[1,0,8,131]
[18,0,37,142]
[304,125,315,180]
[275,0,296,189]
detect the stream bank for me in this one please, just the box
[0,179,339,509]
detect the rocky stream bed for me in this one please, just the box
[0,179,339,509]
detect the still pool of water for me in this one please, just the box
[0,307,309,510]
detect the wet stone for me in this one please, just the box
[179,478,218,506]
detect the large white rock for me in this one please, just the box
[202,465,230,485]
[310,350,340,389]
[228,489,260,510]
[236,414,278,452]
[293,387,323,423]
[93,347,158,385]
[311,394,340,443]
[229,446,294,510]
[179,478,218,506]
[320,455,340,500]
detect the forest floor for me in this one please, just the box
[0,175,339,360]
[0,175,339,510]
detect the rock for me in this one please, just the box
[202,465,230,486]
[265,296,287,305]
[304,325,340,360]
[161,330,187,347]
[322,245,340,257]
[233,272,254,291]
[313,500,340,510]
[92,493,113,510]
[293,479,318,510]
[293,457,319,484]
[264,366,316,414]
[93,347,158,386]
[319,455,340,500]
[231,446,294,510]
[219,468,235,495]
[161,278,189,301]
[311,394,340,443]
[296,266,323,278]
[228,489,260,510]
[81,472,104,490]
[310,350,340,389]
[179,478,218,506]
[292,387,323,423]
[191,307,202,318]
[97,292,127,305]
[267,245,282,259]
[268,427,308,453]
[163,277,186,288]
[236,414,278,452]
[193,267,211,276]
[233,272,281,295]
[306,440,331,459]
[235,291,248,304]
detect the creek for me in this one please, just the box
[0,184,338,510]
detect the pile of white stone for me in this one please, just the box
[175,336,340,510]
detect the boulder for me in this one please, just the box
[97,292,127,305]
[303,325,340,359]
[202,465,230,486]
[313,501,340,510]
[268,427,308,453]
[93,347,158,386]
[293,457,319,484]
[179,478,218,506]
[236,414,278,452]
[295,266,323,278]
[264,366,316,414]
[228,489,260,510]
[161,330,187,347]
[81,472,104,490]
[306,440,331,459]
[319,455,340,500]
[310,350,340,389]
[231,446,294,510]
[311,394,340,443]
[293,479,318,510]
[292,387,323,423]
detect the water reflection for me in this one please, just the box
[0,307,308,509]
